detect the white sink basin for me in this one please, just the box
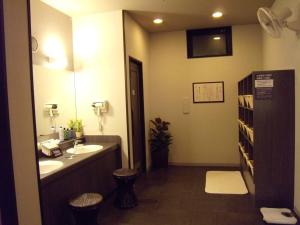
[66,144,103,155]
[39,160,63,175]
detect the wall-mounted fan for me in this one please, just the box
[257,7,300,38]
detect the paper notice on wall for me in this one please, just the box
[255,74,273,100]
[193,82,224,103]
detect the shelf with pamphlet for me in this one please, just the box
[238,70,294,208]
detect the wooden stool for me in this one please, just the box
[113,168,138,209]
[69,193,103,225]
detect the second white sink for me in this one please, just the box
[39,160,63,175]
[66,144,103,155]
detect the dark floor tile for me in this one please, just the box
[137,184,163,199]
[216,211,262,225]
[111,211,190,225]
[156,196,185,214]
[189,212,217,225]
[152,211,191,225]
[99,166,266,225]
[159,181,197,198]
[131,198,159,213]
[181,197,230,213]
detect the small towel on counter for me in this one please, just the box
[260,207,298,224]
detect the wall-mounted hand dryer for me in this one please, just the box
[92,101,109,114]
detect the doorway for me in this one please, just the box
[129,57,146,173]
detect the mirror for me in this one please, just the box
[30,1,127,224]
[30,0,76,136]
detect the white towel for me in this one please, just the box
[260,207,298,224]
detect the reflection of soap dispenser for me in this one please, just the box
[58,126,64,141]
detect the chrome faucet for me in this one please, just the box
[74,140,79,152]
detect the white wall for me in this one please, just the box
[30,0,74,70]
[3,0,42,224]
[149,25,262,165]
[72,11,129,167]
[32,66,76,135]
[30,0,76,136]
[261,0,300,213]
[124,12,151,169]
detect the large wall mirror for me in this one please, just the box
[30,0,76,136]
[30,1,127,223]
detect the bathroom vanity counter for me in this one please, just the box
[39,142,119,185]
[39,135,122,225]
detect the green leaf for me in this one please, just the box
[149,117,172,152]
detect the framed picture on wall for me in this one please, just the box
[193,81,224,103]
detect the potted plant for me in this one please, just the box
[68,119,83,138]
[149,117,172,169]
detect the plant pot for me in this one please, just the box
[151,148,169,170]
[75,131,83,138]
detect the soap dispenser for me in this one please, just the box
[58,126,64,141]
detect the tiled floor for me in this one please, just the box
[98,166,293,225]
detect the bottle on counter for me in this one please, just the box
[58,126,64,141]
[64,128,68,140]
[70,128,75,139]
[67,128,71,140]
[51,126,55,133]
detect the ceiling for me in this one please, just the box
[41,0,274,32]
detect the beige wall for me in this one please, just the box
[72,11,129,167]
[3,0,42,224]
[149,25,262,165]
[30,0,74,70]
[30,0,76,136]
[261,0,300,213]
[32,66,76,135]
[123,12,151,169]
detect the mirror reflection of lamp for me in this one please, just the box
[43,36,68,69]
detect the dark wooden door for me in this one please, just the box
[129,57,146,172]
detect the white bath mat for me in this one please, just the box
[205,171,248,194]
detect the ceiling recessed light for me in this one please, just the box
[213,36,221,40]
[212,11,223,18]
[153,18,163,24]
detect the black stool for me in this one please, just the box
[69,193,103,225]
[113,168,138,209]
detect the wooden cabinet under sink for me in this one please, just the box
[40,141,121,225]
